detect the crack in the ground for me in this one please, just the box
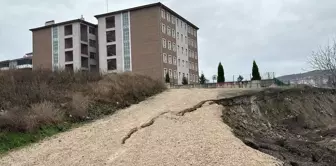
[121,99,224,144]
[121,111,169,144]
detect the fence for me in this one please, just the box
[168,79,290,89]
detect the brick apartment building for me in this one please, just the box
[29,2,199,84]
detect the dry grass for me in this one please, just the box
[30,101,63,125]
[0,70,166,133]
[70,93,90,121]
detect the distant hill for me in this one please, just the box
[277,70,332,88]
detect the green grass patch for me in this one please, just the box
[0,123,72,154]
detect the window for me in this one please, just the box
[177,18,179,26]
[189,50,191,58]
[161,9,165,19]
[195,52,198,59]
[167,26,171,36]
[107,59,117,70]
[64,25,73,36]
[106,16,115,29]
[65,38,73,49]
[178,59,180,66]
[181,34,183,42]
[182,60,185,67]
[89,27,96,35]
[185,49,187,56]
[172,16,175,24]
[179,72,181,78]
[174,70,177,79]
[90,52,96,59]
[182,47,184,54]
[183,73,185,77]
[168,41,171,50]
[173,43,176,52]
[181,20,183,28]
[162,38,166,48]
[81,44,88,55]
[195,63,198,71]
[172,29,175,38]
[65,51,73,62]
[196,75,198,82]
[106,30,116,43]
[163,53,167,63]
[168,55,172,64]
[167,12,170,22]
[173,56,177,65]
[162,23,166,33]
[177,45,180,52]
[185,23,187,30]
[164,68,167,77]
[191,39,194,47]
[177,32,179,39]
[81,56,88,68]
[169,69,172,78]
[185,36,187,44]
[191,62,194,70]
[89,39,96,48]
[107,44,116,57]
[186,61,189,68]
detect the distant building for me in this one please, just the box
[30,19,98,72]
[29,2,199,84]
[0,53,33,70]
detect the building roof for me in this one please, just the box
[30,19,97,31]
[0,55,33,64]
[94,2,199,30]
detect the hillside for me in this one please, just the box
[277,70,331,87]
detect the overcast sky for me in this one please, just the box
[1,0,336,80]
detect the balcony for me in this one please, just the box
[80,24,88,42]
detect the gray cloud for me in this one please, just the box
[1,0,336,80]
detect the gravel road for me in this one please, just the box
[0,89,282,166]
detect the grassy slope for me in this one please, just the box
[0,70,166,154]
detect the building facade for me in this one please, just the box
[30,19,98,72]
[29,2,199,84]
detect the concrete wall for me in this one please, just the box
[175,15,189,84]
[32,27,52,70]
[98,13,123,73]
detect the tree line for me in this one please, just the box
[164,60,262,85]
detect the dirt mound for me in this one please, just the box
[215,87,336,166]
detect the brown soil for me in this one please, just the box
[215,87,336,166]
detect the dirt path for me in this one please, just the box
[0,89,281,166]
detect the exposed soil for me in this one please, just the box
[215,87,336,166]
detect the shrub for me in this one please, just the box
[30,101,63,125]
[165,72,170,83]
[69,93,89,121]
[0,108,28,132]
[182,76,188,85]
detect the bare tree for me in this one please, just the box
[309,40,336,87]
